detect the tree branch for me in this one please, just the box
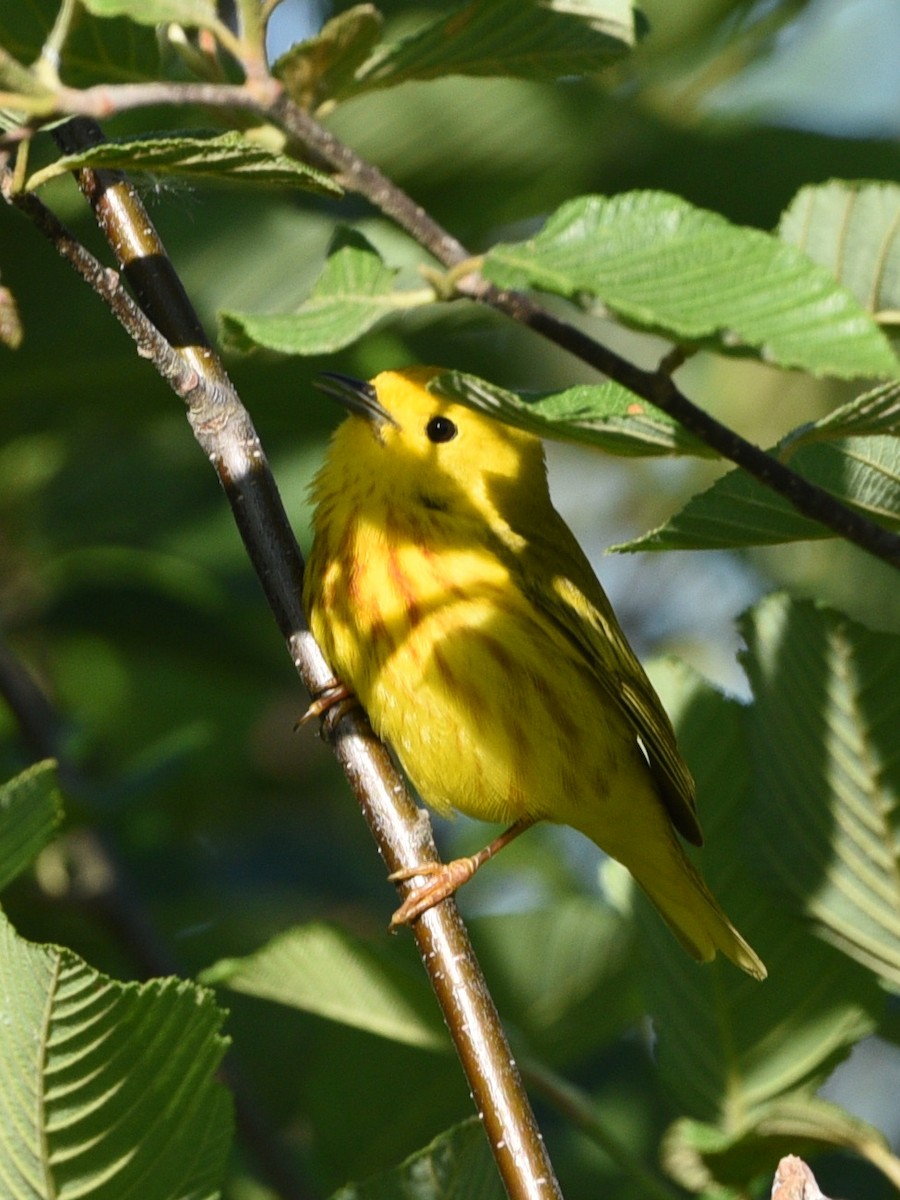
[2,121,564,1200]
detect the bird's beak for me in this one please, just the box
[315,373,398,428]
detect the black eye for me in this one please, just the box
[426,415,458,443]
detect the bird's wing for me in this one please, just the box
[508,515,702,846]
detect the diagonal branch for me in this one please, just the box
[2,120,563,1200]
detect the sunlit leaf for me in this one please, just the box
[0,910,232,1198]
[220,229,431,354]
[616,434,900,552]
[782,380,900,447]
[203,921,447,1050]
[0,761,62,891]
[634,661,882,1124]
[80,0,217,26]
[27,132,339,194]
[779,181,900,325]
[433,370,713,456]
[742,596,900,990]
[485,192,899,378]
[353,0,636,91]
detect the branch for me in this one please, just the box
[2,120,563,1200]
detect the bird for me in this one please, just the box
[302,365,766,980]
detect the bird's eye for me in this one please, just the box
[425,415,458,444]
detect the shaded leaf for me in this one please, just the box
[741,596,900,990]
[485,192,898,378]
[220,230,431,355]
[782,380,900,448]
[0,761,63,891]
[433,370,714,457]
[80,0,217,25]
[274,5,383,111]
[27,131,339,194]
[203,921,447,1051]
[618,435,900,552]
[0,910,232,1199]
[353,0,635,92]
[779,181,900,324]
[634,661,882,1124]
[330,1118,503,1200]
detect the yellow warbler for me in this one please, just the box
[303,366,765,980]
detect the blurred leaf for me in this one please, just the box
[0,910,232,1198]
[741,595,900,990]
[468,897,640,1064]
[220,229,432,354]
[80,0,217,25]
[274,5,384,111]
[779,181,900,325]
[0,761,63,891]
[0,284,23,349]
[635,661,882,1125]
[485,192,899,378]
[618,435,900,551]
[329,1118,503,1200]
[203,921,448,1050]
[663,1096,898,1194]
[433,370,714,457]
[27,131,340,194]
[353,0,636,91]
[783,380,900,447]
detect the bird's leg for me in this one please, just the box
[388,817,537,928]
[296,677,359,733]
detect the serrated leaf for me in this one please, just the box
[663,1096,897,1194]
[219,230,431,354]
[353,0,635,92]
[634,662,881,1124]
[0,910,232,1199]
[0,761,63,891]
[783,380,900,448]
[202,921,447,1050]
[779,181,900,325]
[433,370,713,457]
[330,1118,503,1200]
[26,131,340,194]
[274,5,384,110]
[485,192,899,378]
[80,0,217,25]
[741,596,900,990]
[617,435,900,552]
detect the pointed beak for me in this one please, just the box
[315,373,398,428]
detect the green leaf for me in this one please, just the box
[663,1096,898,1194]
[353,0,636,92]
[741,595,900,990]
[0,761,63,891]
[779,181,900,325]
[202,921,448,1051]
[80,0,217,26]
[26,131,340,194]
[433,370,714,457]
[485,192,899,378]
[0,910,232,1199]
[617,434,900,552]
[219,230,431,355]
[274,5,384,110]
[782,380,900,447]
[329,1118,503,1200]
[634,661,882,1124]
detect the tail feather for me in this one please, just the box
[633,847,767,980]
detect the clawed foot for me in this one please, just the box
[296,679,358,732]
[388,857,479,928]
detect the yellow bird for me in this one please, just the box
[303,366,765,980]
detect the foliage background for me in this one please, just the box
[1,1,899,1198]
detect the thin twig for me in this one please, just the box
[2,120,564,1200]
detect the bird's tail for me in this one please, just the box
[630,840,767,980]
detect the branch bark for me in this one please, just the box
[2,119,564,1200]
